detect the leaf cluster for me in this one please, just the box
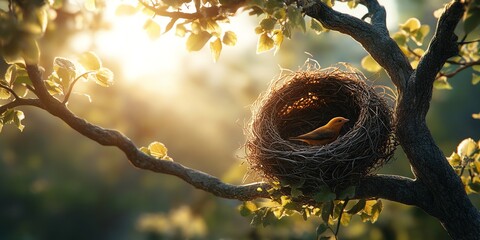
[448,138,480,194]
[239,181,382,239]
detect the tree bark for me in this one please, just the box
[305,0,480,238]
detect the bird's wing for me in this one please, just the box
[293,128,336,140]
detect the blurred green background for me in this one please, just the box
[1,0,479,239]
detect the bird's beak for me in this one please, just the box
[345,119,350,122]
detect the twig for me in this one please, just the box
[0,84,21,100]
[438,60,480,78]
[63,71,94,104]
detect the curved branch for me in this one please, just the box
[0,84,21,100]
[302,0,412,91]
[0,98,45,114]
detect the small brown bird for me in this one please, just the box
[289,117,350,146]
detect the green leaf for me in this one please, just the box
[210,38,222,63]
[361,55,382,72]
[186,31,212,52]
[260,17,277,31]
[337,186,356,199]
[400,18,421,33]
[472,73,480,85]
[347,0,359,9]
[0,87,11,99]
[148,141,168,159]
[321,201,333,223]
[239,201,257,216]
[94,68,114,87]
[115,4,137,16]
[287,6,303,31]
[200,19,221,35]
[20,38,40,65]
[13,110,25,132]
[340,212,352,226]
[316,223,328,236]
[176,24,187,37]
[257,33,274,53]
[78,51,101,71]
[139,146,150,155]
[222,31,237,46]
[347,199,366,215]
[392,32,408,46]
[457,138,478,158]
[54,57,76,90]
[370,200,383,223]
[313,186,336,203]
[143,19,161,39]
[412,25,430,45]
[433,76,452,90]
[464,1,480,35]
[310,18,325,35]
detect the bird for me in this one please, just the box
[289,117,350,146]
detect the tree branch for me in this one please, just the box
[302,0,412,92]
[0,98,44,115]
[24,64,270,201]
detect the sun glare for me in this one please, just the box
[333,0,399,30]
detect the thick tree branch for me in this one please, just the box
[302,0,412,91]
[24,64,270,201]
[0,98,44,114]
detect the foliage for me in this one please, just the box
[449,138,480,194]
[239,182,383,239]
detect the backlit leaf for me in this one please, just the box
[472,73,480,85]
[457,138,477,158]
[176,24,187,37]
[340,212,352,226]
[400,18,421,33]
[0,87,11,99]
[433,76,452,90]
[143,19,161,39]
[21,38,40,64]
[94,68,114,87]
[260,17,277,31]
[210,38,222,62]
[115,4,137,16]
[310,18,325,35]
[13,110,25,132]
[257,33,274,53]
[464,1,480,35]
[321,201,333,223]
[222,31,237,46]
[347,199,366,215]
[392,32,408,46]
[361,55,382,72]
[78,51,101,71]
[412,25,430,45]
[148,141,168,159]
[239,201,257,216]
[186,31,212,52]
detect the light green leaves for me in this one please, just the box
[257,33,275,53]
[143,19,162,40]
[1,63,31,99]
[78,51,101,71]
[140,141,173,161]
[94,68,114,87]
[115,4,138,16]
[222,31,237,46]
[186,31,212,52]
[433,76,452,90]
[458,138,478,159]
[0,109,25,133]
[210,38,222,62]
[239,201,257,216]
[400,18,421,33]
[449,138,480,194]
[361,55,382,72]
[463,0,480,35]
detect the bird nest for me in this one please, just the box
[245,65,397,194]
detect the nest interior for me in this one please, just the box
[246,67,397,194]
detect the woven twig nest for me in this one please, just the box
[246,65,397,194]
